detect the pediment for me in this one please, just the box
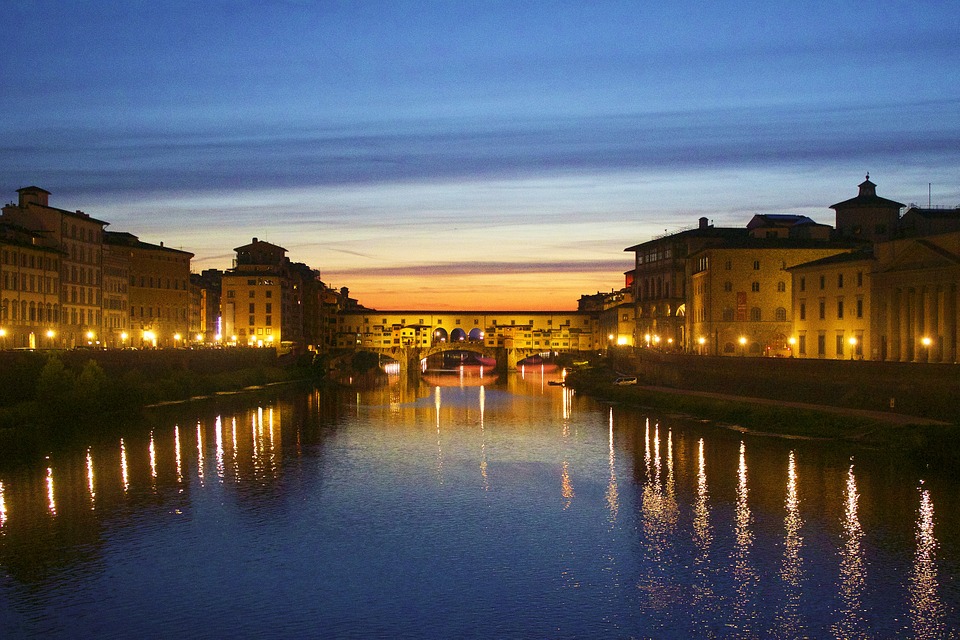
[878,239,960,274]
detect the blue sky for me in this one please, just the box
[2,1,958,309]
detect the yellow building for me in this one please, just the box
[221,238,303,349]
[2,186,108,347]
[870,231,960,363]
[335,311,598,353]
[789,251,874,359]
[104,231,193,348]
[0,222,62,349]
[688,240,853,356]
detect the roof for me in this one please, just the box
[903,206,960,220]
[787,250,874,271]
[830,176,905,210]
[746,214,822,229]
[104,230,194,256]
[234,238,287,253]
[624,226,746,252]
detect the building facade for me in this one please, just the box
[2,186,108,347]
[0,222,63,348]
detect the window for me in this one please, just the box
[799,302,806,320]
[819,300,826,320]
[799,335,806,355]
[775,307,787,322]
[751,282,760,292]
[836,334,844,357]
[227,290,235,298]
[857,271,863,287]
[753,260,760,270]
[248,279,256,285]
[856,298,863,319]
[265,316,272,325]
[249,303,255,313]
[819,275,825,290]
[818,334,826,356]
[750,307,761,321]
[266,290,272,298]
[249,290,255,298]
[725,260,732,270]
[722,308,735,321]
[838,273,844,288]
[249,315,255,326]
[837,299,844,319]
[777,281,786,292]
[724,281,732,292]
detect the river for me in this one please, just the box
[0,367,957,638]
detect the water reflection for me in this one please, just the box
[834,462,869,639]
[773,450,806,637]
[910,483,947,639]
[0,382,957,637]
[732,441,758,635]
[605,408,618,524]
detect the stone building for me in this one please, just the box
[104,231,193,348]
[0,222,63,348]
[2,186,108,347]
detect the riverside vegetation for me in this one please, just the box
[0,348,325,459]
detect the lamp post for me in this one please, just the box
[46,329,55,349]
[921,336,932,362]
[788,336,796,357]
[120,332,128,349]
[698,336,706,355]
[739,336,747,357]
[0,328,6,350]
[848,336,858,360]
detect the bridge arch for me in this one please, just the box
[450,328,467,342]
[468,328,484,341]
[434,327,449,342]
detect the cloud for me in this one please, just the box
[329,259,630,279]
[3,99,958,203]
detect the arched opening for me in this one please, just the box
[450,328,467,342]
[433,327,449,343]
[468,327,484,341]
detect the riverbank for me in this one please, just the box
[565,361,960,472]
[0,349,325,460]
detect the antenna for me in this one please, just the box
[929,183,932,208]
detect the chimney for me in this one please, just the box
[699,216,708,229]
[252,237,258,243]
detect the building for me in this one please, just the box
[870,231,960,363]
[625,217,747,352]
[2,186,108,347]
[831,175,904,244]
[688,240,853,356]
[0,222,63,348]
[788,250,875,359]
[104,231,193,348]
[190,269,223,343]
[101,238,130,348]
[221,238,303,349]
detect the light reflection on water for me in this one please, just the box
[0,374,957,638]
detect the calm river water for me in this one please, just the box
[0,369,958,639]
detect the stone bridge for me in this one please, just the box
[337,341,554,375]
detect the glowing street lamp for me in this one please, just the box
[46,329,55,348]
[739,335,747,356]
[195,333,203,343]
[120,332,128,348]
[173,333,182,348]
[0,327,6,349]
[143,330,156,348]
[697,335,706,355]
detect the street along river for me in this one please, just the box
[0,368,957,638]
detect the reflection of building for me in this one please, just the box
[104,231,193,348]
[2,186,108,347]
[0,222,63,348]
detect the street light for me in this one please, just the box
[697,336,706,355]
[0,327,6,350]
[46,329,55,348]
[848,336,858,360]
[739,336,747,356]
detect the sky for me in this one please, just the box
[1,1,958,310]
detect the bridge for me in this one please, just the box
[346,340,553,375]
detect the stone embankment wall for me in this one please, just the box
[614,350,960,424]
